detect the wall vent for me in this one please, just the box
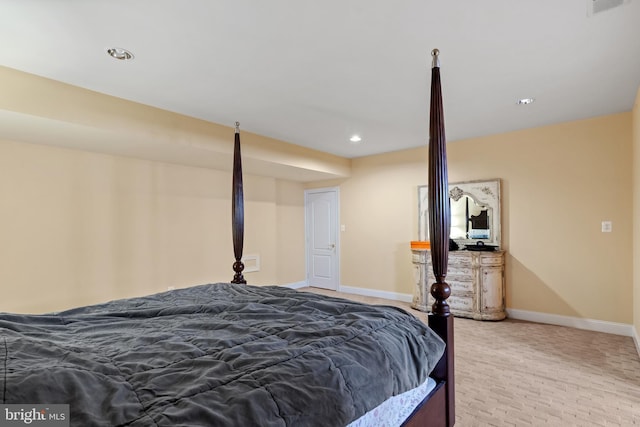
[241,254,261,273]
[588,0,630,16]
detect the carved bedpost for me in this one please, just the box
[427,49,455,426]
[428,49,451,315]
[231,122,246,284]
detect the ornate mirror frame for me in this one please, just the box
[418,178,502,249]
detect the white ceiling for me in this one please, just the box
[1,0,640,159]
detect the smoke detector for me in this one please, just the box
[587,0,630,16]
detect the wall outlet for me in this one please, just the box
[601,221,612,233]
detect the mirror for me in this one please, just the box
[418,179,501,249]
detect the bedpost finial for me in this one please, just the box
[235,121,240,134]
[232,261,246,284]
[430,281,451,316]
[431,49,440,69]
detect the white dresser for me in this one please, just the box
[412,249,506,320]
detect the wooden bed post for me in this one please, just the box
[231,121,246,284]
[427,49,455,427]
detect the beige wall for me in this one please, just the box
[0,138,305,313]
[633,87,640,340]
[1,65,636,327]
[0,66,331,314]
[0,65,351,183]
[334,113,633,324]
[0,110,635,324]
[276,180,306,283]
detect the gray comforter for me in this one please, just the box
[1,283,445,427]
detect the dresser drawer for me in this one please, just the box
[448,264,472,277]
[425,272,474,292]
[426,295,474,315]
[448,255,472,269]
[480,255,504,265]
[448,277,474,293]
[448,295,474,312]
[411,251,429,263]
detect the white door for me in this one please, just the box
[305,188,339,290]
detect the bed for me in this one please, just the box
[0,50,454,426]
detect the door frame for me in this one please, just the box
[304,187,340,290]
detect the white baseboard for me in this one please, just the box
[282,281,308,289]
[633,326,640,356]
[338,285,413,303]
[507,308,634,337]
[283,282,413,303]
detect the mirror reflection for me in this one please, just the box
[451,195,491,240]
[418,179,501,249]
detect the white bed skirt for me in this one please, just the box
[347,377,437,427]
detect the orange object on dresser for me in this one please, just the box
[410,240,430,250]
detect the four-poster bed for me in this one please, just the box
[0,50,454,426]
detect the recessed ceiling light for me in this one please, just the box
[517,98,535,105]
[107,47,134,61]
[349,135,362,144]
